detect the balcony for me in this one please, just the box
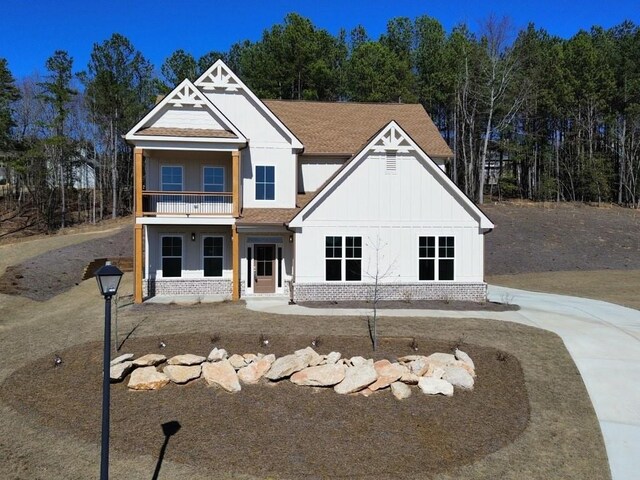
[142,191,234,216]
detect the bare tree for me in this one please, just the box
[363,235,396,351]
[476,15,527,204]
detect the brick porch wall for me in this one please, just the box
[291,282,487,303]
[144,278,232,298]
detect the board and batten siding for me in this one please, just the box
[293,150,486,284]
[144,150,232,192]
[204,91,292,147]
[298,156,346,193]
[149,106,226,130]
[146,225,232,279]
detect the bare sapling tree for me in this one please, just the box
[364,235,396,351]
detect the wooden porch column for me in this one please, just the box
[232,150,240,218]
[232,226,240,301]
[134,148,143,217]
[134,224,143,303]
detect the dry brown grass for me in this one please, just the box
[488,269,640,311]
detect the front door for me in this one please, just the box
[254,244,276,293]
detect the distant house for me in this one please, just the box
[125,60,493,304]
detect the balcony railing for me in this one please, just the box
[142,191,233,215]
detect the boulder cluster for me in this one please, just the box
[110,347,476,399]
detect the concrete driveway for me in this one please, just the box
[246,285,640,480]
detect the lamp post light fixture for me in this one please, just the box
[95,261,123,480]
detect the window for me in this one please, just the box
[256,166,275,200]
[345,236,362,281]
[438,236,455,280]
[325,236,342,281]
[162,236,182,277]
[419,236,454,281]
[203,237,223,277]
[203,166,225,192]
[161,166,182,191]
[325,236,362,281]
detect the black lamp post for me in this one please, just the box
[95,261,123,480]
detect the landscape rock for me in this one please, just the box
[238,354,276,384]
[265,353,311,380]
[324,351,341,365]
[128,366,170,390]
[418,377,454,396]
[442,366,475,390]
[167,354,206,366]
[360,387,374,397]
[455,349,475,370]
[202,360,241,392]
[163,365,201,384]
[110,361,133,382]
[132,354,166,367]
[349,356,367,367]
[290,364,346,387]
[400,371,420,385]
[408,358,430,376]
[423,364,445,379]
[334,363,378,394]
[426,352,457,366]
[390,381,412,400]
[295,347,323,367]
[398,355,425,363]
[110,353,134,366]
[228,354,247,370]
[369,360,404,391]
[243,353,258,364]
[207,347,227,362]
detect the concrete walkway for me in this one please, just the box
[245,285,640,480]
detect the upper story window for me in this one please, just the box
[203,166,225,192]
[256,166,275,200]
[161,166,183,191]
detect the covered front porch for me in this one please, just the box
[135,223,293,302]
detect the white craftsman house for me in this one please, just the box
[125,60,493,304]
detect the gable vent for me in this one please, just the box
[385,151,397,174]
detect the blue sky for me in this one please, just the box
[2,0,639,79]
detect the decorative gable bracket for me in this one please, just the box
[372,124,414,153]
[166,82,209,108]
[196,63,241,92]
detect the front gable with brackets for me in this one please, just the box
[290,121,493,230]
[195,60,303,149]
[125,79,246,150]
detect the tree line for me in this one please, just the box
[1,13,639,231]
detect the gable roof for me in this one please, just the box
[125,79,246,144]
[289,120,492,230]
[195,60,303,149]
[263,100,453,158]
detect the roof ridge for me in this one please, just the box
[262,99,424,107]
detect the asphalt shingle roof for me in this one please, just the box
[263,100,453,158]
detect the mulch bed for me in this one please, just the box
[1,333,528,479]
[300,299,518,311]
